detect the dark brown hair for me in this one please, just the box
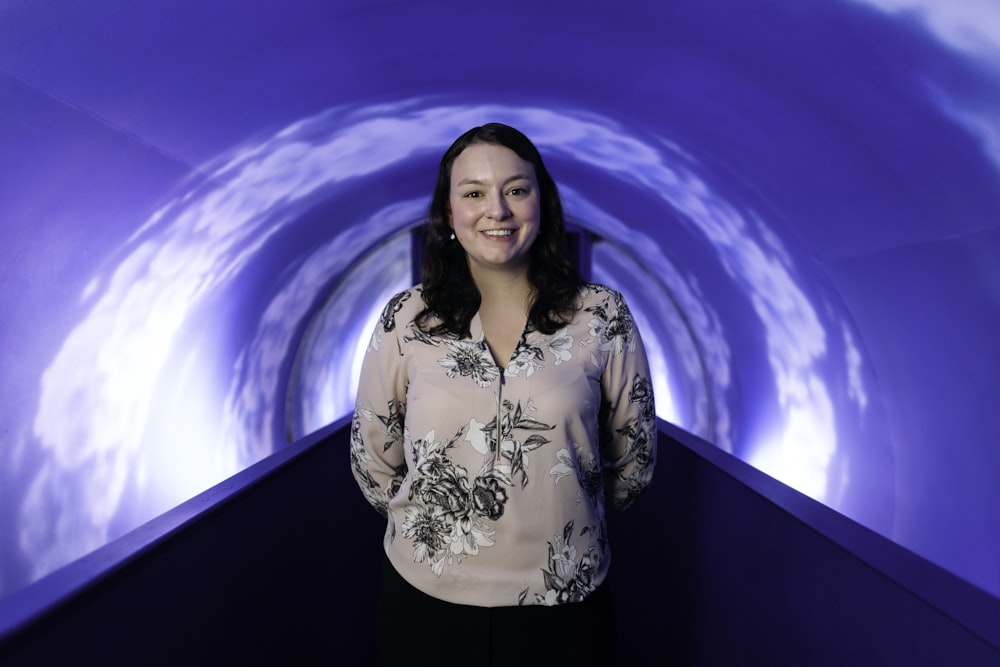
[416,123,582,337]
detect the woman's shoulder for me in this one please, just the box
[376,285,426,333]
[578,282,627,307]
[575,283,638,325]
[385,284,425,304]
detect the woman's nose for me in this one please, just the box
[486,194,511,220]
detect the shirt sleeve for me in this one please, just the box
[598,289,658,511]
[350,292,411,517]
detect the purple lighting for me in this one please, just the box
[1,0,998,604]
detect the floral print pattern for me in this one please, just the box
[351,283,656,607]
[527,520,605,606]
[438,339,500,387]
[550,439,604,509]
[400,428,500,576]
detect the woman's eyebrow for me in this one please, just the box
[456,174,532,187]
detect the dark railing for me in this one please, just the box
[0,419,997,665]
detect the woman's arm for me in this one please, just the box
[598,290,658,511]
[350,293,411,517]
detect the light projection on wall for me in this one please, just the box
[1,0,999,603]
[6,105,883,595]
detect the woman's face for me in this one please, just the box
[448,142,541,276]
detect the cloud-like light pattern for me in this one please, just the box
[851,0,1000,174]
[19,102,867,589]
[854,0,1000,60]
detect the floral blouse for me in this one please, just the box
[350,282,657,607]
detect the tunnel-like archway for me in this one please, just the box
[1,0,998,604]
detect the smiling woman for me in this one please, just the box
[0,0,998,612]
[350,122,657,664]
[449,142,541,280]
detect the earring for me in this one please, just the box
[449,232,456,240]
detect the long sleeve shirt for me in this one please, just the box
[350,282,656,607]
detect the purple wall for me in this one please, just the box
[1,0,998,605]
[1,423,996,664]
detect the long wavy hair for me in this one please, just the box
[416,123,583,337]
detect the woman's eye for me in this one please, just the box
[507,187,527,196]
[463,191,481,198]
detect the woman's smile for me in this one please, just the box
[448,143,541,275]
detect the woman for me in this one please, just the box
[350,123,656,665]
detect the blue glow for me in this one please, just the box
[8,102,873,585]
[1,0,998,600]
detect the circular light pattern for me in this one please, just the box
[17,102,878,593]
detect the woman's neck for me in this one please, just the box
[471,268,533,367]
[470,265,533,313]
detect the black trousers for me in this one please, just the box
[376,557,618,666]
